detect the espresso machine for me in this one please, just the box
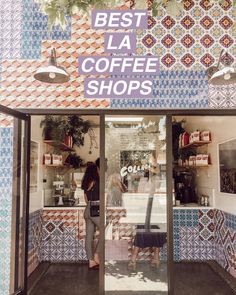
[174,170,197,204]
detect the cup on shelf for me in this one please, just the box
[176,200,181,206]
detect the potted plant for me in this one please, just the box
[65,153,83,169]
[40,115,91,148]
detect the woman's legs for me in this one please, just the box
[85,217,97,267]
[91,216,100,264]
[128,246,140,270]
[151,247,161,267]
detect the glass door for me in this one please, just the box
[0,105,30,295]
[104,115,168,294]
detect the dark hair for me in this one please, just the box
[81,163,99,191]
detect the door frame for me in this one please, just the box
[0,105,31,295]
[11,107,236,295]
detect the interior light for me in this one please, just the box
[49,72,56,79]
[34,48,70,84]
[105,117,144,122]
[224,73,231,80]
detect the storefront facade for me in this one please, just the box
[0,0,235,294]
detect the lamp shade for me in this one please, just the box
[34,49,70,84]
[209,66,236,86]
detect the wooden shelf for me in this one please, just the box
[179,141,211,150]
[44,164,73,168]
[44,140,74,152]
[44,164,64,168]
[177,165,212,168]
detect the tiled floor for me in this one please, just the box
[30,262,236,295]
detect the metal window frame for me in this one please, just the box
[6,107,236,295]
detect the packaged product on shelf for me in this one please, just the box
[52,154,60,165]
[202,154,209,165]
[200,130,211,142]
[191,130,200,142]
[196,154,203,166]
[189,156,196,166]
[43,154,51,165]
[181,132,190,146]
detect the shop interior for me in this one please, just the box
[26,114,236,295]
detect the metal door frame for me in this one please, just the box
[0,105,31,295]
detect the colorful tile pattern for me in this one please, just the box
[111,70,209,109]
[215,209,236,279]
[199,209,215,241]
[28,209,43,275]
[41,209,88,262]
[0,126,13,294]
[173,209,215,261]
[139,0,235,71]
[0,0,235,109]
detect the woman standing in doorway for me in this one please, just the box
[81,163,100,270]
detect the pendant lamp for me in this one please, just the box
[207,50,236,86]
[34,48,70,84]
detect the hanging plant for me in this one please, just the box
[40,115,91,148]
[34,0,122,30]
[34,0,235,29]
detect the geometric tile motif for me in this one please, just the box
[209,83,236,108]
[135,2,235,73]
[181,16,195,29]
[200,53,215,67]
[0,0,235,109]
[200,0,213,11]
[214,210,236,279]
[200,16,214,30]
[219,16,233,30]
[148,15,157,29]
[219,34,234,48]
[181,53,195,67]
[184,0,194,11]
[40,209,88,262]
[200,34,214,48]
[0,127,13,294]
[161,16,176,29]
[180,226,215,260]
[181,34,195,48]
[199,209,215,241]
[142,34,157,48]
[173,209,216,262]
[110,70,208,109]
[161,54,176,68]
[161,34,176,48]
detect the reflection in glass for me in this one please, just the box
[105,116,168,294]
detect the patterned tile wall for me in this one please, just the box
[41,209,87,262]
[137,0,235,71]
[0,0,235,109]
[215,209,236,279]
[28,209,43,276]
[25,207,236,283]
[173,209,215,261]
[0,126,13,294]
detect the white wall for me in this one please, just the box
[74,127,100,163]
[176,116,236,215]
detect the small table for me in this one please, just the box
[134,224,167,248]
